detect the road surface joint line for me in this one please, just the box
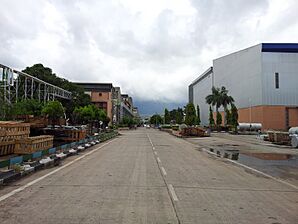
[146,133,181,224]
[161,167,167,176]
[168,184,179,201]
[0,139,118,202]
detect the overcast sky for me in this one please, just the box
[1,0,298,103]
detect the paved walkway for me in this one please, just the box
[0,128,297,223]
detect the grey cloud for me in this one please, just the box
[0,0,296,103]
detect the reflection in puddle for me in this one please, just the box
[210,149,298,180]
[241,152,294,161]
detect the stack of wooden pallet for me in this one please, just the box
[0,121,30,156]
[62,129,86,142]
[14,135,54,154]
[267,131,290,145]
[180,127,207,137]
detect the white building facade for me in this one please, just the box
[189,43,298,130]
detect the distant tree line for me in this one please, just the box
[149,85,238,130]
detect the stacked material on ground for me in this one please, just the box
[43,126,86,142]
[0,121,30,156]
[14,135,54,154]
[267,131,291,145]
[180,127,208,137]
[16,115,48,128]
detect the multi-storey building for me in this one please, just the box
[189,43,298,130]
[75,83,136,125]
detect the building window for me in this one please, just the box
[275,72,279,89]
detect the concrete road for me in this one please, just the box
[0,128,297,224]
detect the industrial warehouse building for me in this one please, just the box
[189,43,298,130]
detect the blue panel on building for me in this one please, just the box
[262,43,298,53]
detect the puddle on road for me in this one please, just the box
[237,152,298,180]
[209,148,298,181]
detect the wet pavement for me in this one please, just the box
[186,133,298,186]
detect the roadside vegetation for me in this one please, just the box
[0,64,111,129]
[149,85,238,132]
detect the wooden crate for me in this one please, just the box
[267,131,290,145]
[62,130,86,142]
[14,135,54,154]
[0,121,30,156]
[15,115,49,128]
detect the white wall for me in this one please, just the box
[213,44,263,110]
[192,72,213,125]
[262,52,298,106]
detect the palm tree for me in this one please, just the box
[220,86,234,125]
[205,86,222,113]
[206,86,234,126]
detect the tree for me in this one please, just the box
[205,86,222,114]
[121,116,135,127]
[184,103,196,126]
[42,101,65,127]
[225,107,232,125]
[206,86,234,126]
[216,112,222,126]
[150,114,163,125]
[22,64,91,121]
[12,99,43,116]
[220,86,234,125]
[230,103,239,131]
[209,106,215,127]
[164,108,170,124]
[74,105,109,128]
[196,105,201,125]
[176,107,184,124]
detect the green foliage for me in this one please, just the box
[73,104,109,125]
[22,64,91,120]
[206,86,234,126]
[216,112,222,126]
[196,105,201,125]
[205,86,221,112]
[164,108,171,124]
[150,114,163,125]
[172,125,179,131]
[12,99,43,116]
[221,86,234,109]
[184,103,197,126]
[168,107,184,124]
[209,106,215,127]
[160,124,172,129]
[42,101,65,120]
[225,107,232,125]
[176,107,184,124]
[121,116,136,127]
[0,103,12,120]
[230,103,239,129]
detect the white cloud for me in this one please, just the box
[0,0,297,103]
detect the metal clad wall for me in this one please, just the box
[192,73,213,125]
[262,52,298,106]
[213,44,263,109]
